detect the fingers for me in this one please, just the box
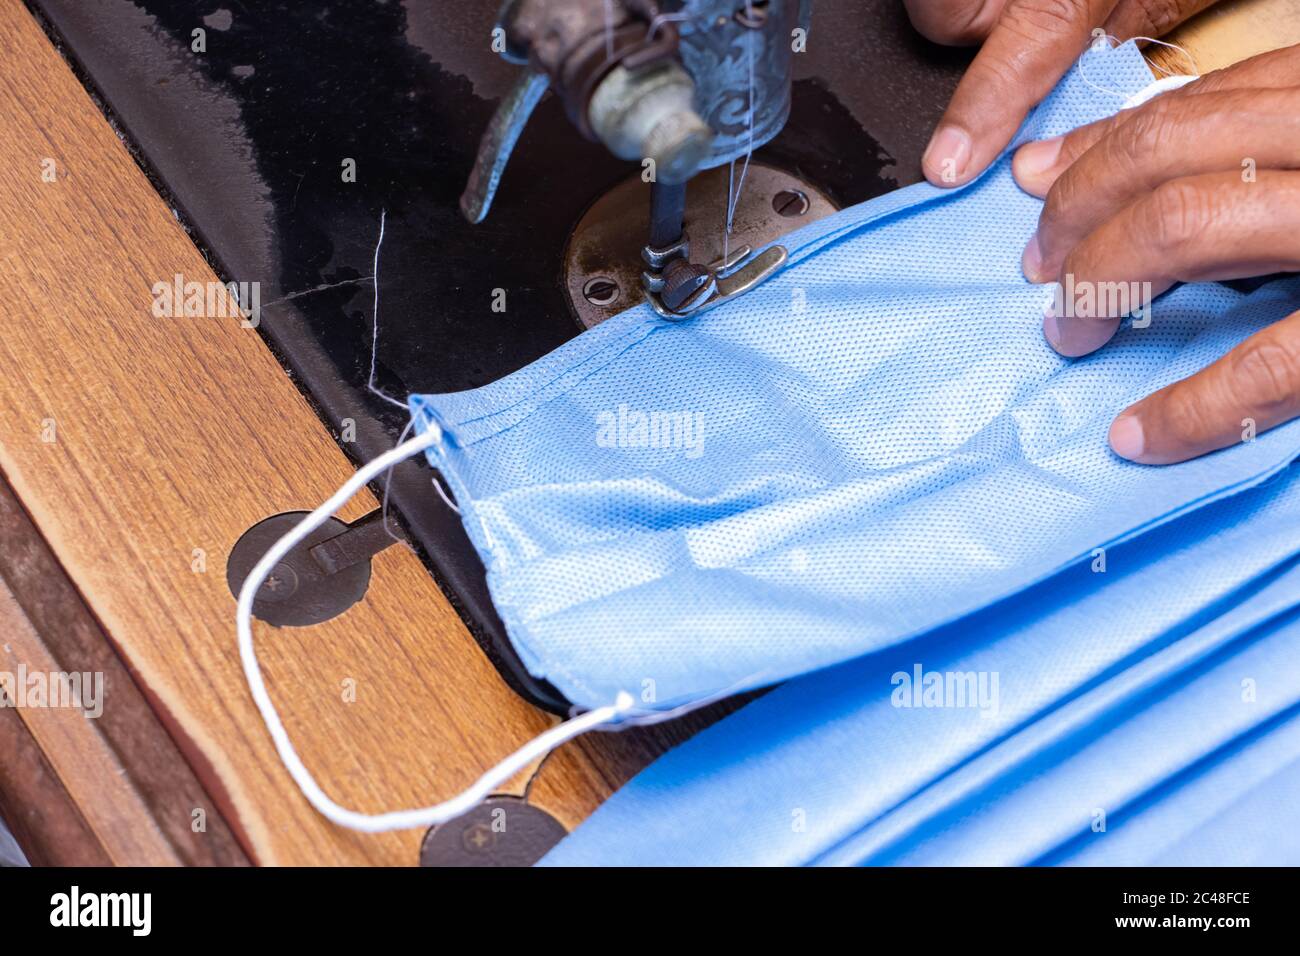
[903,0,1007,46]
[1044,171,1300,357]
[922,0,1119,187]
[1024,88,1300,282]
[1110,308,1300,463]
[1014,43,1300,197]
[1014,107,1137,199]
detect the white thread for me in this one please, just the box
[367,209,408,411]
[432,474,461,514]
[1127,35,1199,77]
[237,425,635,832]
[367,212,458,532]
[607,669,771,728]
[1087,33,1200,75]
[380,418,415,542]
[722,18,757,267]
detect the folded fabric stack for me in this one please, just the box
[542,461,1300,864]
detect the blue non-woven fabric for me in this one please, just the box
[410,41,1300,710]
[1052,713,1300,867]
[540,460,1300,866]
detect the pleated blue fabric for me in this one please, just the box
[541,461,1300,865]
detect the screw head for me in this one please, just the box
[462,822,497,853]
[582,276,620,307]
[419,797,568,867]
[772,188,810,218]
[258,562,298,602]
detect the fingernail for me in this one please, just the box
[1042,307,1062,351]
[1014,136,1063,192]
[1109,412,1145,461]
[923,126,971,186]
[1022,233,1046,283]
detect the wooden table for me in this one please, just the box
[1,0,1297,866]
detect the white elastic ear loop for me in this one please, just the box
[1121,73,1197,109]
[236,425,635,833]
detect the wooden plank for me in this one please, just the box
[0,472,248,865]
[0,0,635,866]
[1153,0,1300,73]
[0,667,112,867]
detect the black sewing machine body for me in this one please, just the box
[29,0,966,710]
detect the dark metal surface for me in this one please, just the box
[503,0,681,136]
[566,161,836,327]
[309,509,408,576]
[677,0,807,169]
[26,0,968,709]
[419,796,567,867]
[649,181,688,248]
[226,512,379,627]
[459,70,551,224]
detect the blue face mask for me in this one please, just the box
[410,39,1300,714]
[539,458,1300,866]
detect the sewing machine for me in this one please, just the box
[438,0,927,705]
[12,0,967,721]
[463,0,812,319]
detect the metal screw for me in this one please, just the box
[258,562,298,602]
[772,188,810,217]
[582,276,620,307]
[462,822,496,852]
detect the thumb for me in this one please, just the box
[923,0,1117,187]
[1109,309,1300,464]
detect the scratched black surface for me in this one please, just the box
[26,0,967,709]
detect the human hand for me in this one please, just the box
[1012,44,1300,464]
[906,0,1219,187]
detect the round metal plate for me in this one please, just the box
[226,512,371,627]
[419,796,568,867]
[563,161,838,329]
